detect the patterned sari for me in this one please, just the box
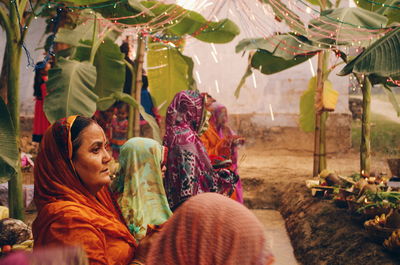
[163,90,237,210]
[112,137,172,242]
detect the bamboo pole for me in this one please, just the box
[318,51,330,172]
[134,35,145,137]
[313,53,324,177]
[128,33,146,138]
[7,1,24,221]
[360,76,371,176]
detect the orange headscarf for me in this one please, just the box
[146,193,274,265]
[33,116,137,265]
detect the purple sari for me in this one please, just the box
[163,90,236,210]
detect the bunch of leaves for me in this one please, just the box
[357,190,400,212]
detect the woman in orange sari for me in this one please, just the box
[200,102,245,203]
[33,116,137,265]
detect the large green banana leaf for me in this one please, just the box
[55,0,151,14]
[44,58,98,123]
[55,21,97,47]
[383,84,400,116]
[299,77,333,132]
[96,1,239,43]
[98,92,161,143]
[234,49,315,98]
[0,97,18,183]
[339,26,400,76]
[261,0,307,35]
[308,7,388,46]
[147,43,193,115]
[252,50,315,75]
[93,39,125,103]
[236,34,320,60]
[376,0,400,25]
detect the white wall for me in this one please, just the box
[0,18,47,115]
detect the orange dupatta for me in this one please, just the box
[33,116,137,265]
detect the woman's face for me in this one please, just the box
[72,123,112,196]
[217,108,228,125]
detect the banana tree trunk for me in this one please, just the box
[360,76,371,176]
[7,4,24,221]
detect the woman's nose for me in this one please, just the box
[103,149,111,163]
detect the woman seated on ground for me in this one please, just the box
[163,90,238,211]
[111,137,172,242]
[200,101,245,203]
[32,116,137,265]
[145,193,275,265]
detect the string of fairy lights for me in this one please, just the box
[14,0,399,87]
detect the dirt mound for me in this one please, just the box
[243,178,400,265]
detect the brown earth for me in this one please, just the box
[239,146,400,265]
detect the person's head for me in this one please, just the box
[113,137,172,240]
[103,107,115,121]
[145,193,274,265]
[120,42,130,57]
[70,116,112,196]
[116,103,129,121]
[165,90,206,133]
[209,102,228,127]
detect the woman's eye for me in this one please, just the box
[92,148,100,153]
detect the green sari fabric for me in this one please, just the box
[112,137,172,241]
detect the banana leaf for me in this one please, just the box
[308,7,388,46]
[93,39,125,105]
[55,21,97,47]
[262,0,307,35]
[339,27,400,76]
[251,49,316,75]
[98,92,162,143]
[383,84,400,116]
[376,0,400,25]
[44,58,98,123]
[299,76,334,132]
[235,60,253,98]
[236,34,320,60]
[55,0,152,15]
[0,97,18,183]
[147,43,193,115]
[96,1,239,43]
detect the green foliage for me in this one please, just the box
[261,0,306,35]
[375,0,400,25]
[339,27,400,76]
[236,34,319,60]
[383,85,400,117]
[98,92,161,143]
[308,7,388,46]
[0,97,18,183]
[55,21,97,47]
[299,76,334,132]
[252,50,314,74]
[147,43,194,115]
[44,58,98,123]
[93,39,125,101]
[235,61,253,98]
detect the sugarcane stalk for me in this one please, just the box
[360,76,371,176]
[133,34,145,137]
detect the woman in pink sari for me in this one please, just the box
[163,90,237,211]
